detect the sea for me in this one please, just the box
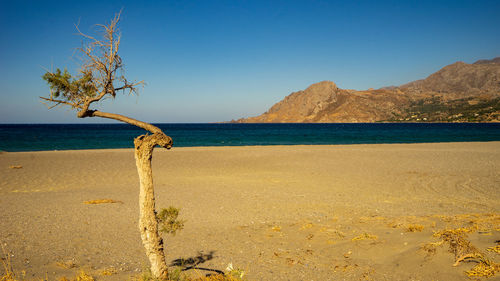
[1,123,500,152]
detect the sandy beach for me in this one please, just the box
[1,142,499,280]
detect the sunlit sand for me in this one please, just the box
[1,142,499,280]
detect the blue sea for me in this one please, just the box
[1,123,500,152]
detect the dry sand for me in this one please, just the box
[0,142,499,280]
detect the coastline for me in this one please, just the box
[1,142,499,280]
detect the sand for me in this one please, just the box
[0,142,499,280]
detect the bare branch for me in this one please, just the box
[42,10,146,126]
[114,81,144,92]
[74,24,106,48]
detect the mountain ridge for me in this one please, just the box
[236,57,500,123]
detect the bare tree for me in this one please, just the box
[41,12,170,280]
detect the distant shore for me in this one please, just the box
[1,142,499,280]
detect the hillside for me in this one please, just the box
[237,57,500,123]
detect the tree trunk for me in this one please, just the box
[134,133,173,280]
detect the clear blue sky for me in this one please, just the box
[1,0,499,123]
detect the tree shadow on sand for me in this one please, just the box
[170,251,224,274]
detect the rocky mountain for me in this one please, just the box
[400,59,500,97]
[237,57,500,123]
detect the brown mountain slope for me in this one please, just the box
[401,58,500,97]
[241,81,410,123]
[237,58,500,123]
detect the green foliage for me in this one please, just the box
[389,96,500,122]
[42,68,97,103]
[157,207,185,236]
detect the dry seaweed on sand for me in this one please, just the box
[487,241,500,254]
[56,260,77,269]
[351,233,378,242]
[421,240,445,258]
[406,224,425,232]
[433,228,482,265]
[424,225,500,278]
[464,256,500,278]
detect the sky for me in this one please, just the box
[1,0,499,123]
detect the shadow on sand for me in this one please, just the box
[170,251,224,275]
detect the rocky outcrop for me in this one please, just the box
[247,81,342,122]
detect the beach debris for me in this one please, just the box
[300,222,314,230]
[351,233,378,242]
[56,259,77,269]
[333,260,359,273]
[464,256,500,278]
[286,257,301,266]
[8,165,22,169]
[406,224,425,232]
[321,228,346,238]
[432,227,481,266]
[421,214,500,278]
[83,199,122,204]
[271,226,281,232]
[487,244,500,254]
[453,253,484,267]
[433,213,500,232]
[99,267,118,276]
[421,240,445,257]
[359,216,386,223]
[73,270,95,281]
[432,228,499,275]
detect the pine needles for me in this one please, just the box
[157,207,185,236]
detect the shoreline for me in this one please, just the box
[2,139,500,153]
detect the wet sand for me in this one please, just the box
[1,142,499,280]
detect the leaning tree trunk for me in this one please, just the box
[134,133,173,280]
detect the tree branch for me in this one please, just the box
[81,110,163,135]
[114,81,144,92]
[40,96,82,109]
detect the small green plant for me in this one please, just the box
[225,263,246,280]
[166,267,184,281]
[136,268,160,281]
[157,207,185,236]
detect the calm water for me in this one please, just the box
[1,123,500,152]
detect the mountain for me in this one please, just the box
[237,57,500,123]
[473,57,500,65]
[400,59,500,97]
